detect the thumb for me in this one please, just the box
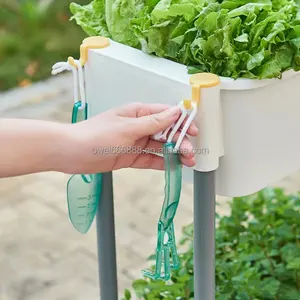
[133,106,180,138]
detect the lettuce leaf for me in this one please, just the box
[70,0,300,79]
[105,0,145,47]
[70,0,109,37]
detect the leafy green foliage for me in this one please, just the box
[122,188,300,299]
[0,0,90,91]
[70,0,300,79]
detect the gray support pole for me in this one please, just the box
[96,172,118,300]
[193,170,216,300]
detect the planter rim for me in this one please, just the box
[90,39,299,91]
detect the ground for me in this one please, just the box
[0,74,299,300]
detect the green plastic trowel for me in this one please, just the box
[66,101,102,234]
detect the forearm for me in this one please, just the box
[0,118,73,178]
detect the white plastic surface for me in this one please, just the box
[85,39,300,197]
[192,85,222,172]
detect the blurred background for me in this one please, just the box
[0,0,90,91]
[1,1,300,300]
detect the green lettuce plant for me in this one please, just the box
[122,187,300,299]
[70,0,300,79]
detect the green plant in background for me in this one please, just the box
[70,0,300,79]
[123,187,300,299]
[0,0,90,91]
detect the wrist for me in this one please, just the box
[51,123,81,174]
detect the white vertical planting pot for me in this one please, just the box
[84,38,300,197]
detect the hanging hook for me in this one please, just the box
[75,59,86,110]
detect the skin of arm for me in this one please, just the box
[0,118,73,177]
[0,103,198,178]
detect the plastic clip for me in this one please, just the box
[151,99,197,150]
[189,73,222,172]
[79,36,110,66]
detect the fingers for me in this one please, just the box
[130,152,195,170]
[144,139,164,154]
[180,155,196,167]
[132,106,181,138]
[172,132,195,158]
[181,116,198,136]
[146,136,195,159]
[138,135,196,170]
[135,104,198,136]
[116,102,198,138]
[115,102,171,118]
[130,153,165,170]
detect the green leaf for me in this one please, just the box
[105,0,145,47]
[114,156,300,298]
[234,33,249,43]
[70,0,300,79]
[258,278,280,298]
[70,0,109,37]
[246,49,265,70]
[123,289,131,300]
[278,283,300,300]
[287,258,300,270]
[132,279,149,297]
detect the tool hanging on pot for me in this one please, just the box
[144,100,198,280]
[52,58,102,234]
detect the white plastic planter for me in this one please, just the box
[85,39,300,197]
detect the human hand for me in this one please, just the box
[63,102,198,174]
